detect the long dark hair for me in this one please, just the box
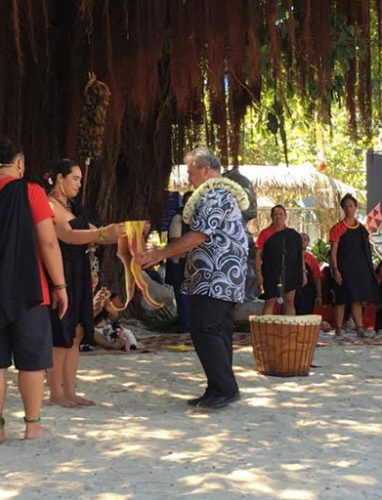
[44,158,79,191]
[51,158,79,184]
[44,158,85,216]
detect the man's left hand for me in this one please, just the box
[137,248,165,268]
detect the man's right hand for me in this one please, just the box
[52,288,68,319]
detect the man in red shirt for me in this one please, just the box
[0,136,68,443]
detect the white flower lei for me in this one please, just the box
[182,177,250,224]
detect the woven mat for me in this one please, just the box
[316,330,382,346]
[82,330,382,355]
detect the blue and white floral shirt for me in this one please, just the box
[181,187,248,303]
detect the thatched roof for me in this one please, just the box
[240,164,365,206]
[170,163,365,207]
[169,164,365,241]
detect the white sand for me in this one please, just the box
[1,345,382,500]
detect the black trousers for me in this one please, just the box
[190,295,238,397]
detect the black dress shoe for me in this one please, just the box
[187,392,210,406]
[198,391,241,409]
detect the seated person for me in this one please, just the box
[93,289,138,351]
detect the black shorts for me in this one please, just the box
[0,305,53,371]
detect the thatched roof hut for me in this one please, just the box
[169,164,365,241]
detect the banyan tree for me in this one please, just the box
[1,0,382,224]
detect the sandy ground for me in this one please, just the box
[1,344,382,500]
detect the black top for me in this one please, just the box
[295,260,317,315]
[51,213,94,347]
[333,224,379,304]
[262,228,303,300]
[0,178,42,329]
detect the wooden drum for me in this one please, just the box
[249,315,322,377]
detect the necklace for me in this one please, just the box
[51,191,71,211]
[182,177,249,224]
[343,218,359,229]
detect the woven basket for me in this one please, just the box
[249,315,321,377]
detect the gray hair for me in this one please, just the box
[185,147,221,172]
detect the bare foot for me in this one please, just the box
[49,395,79,408]
[24,424,52,440]
[71,394,95,406]
[335,328,344,337]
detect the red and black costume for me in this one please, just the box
[330,221,379,304]
[0,177,52,327]
[0,176,53,371]
[256,226,303,300]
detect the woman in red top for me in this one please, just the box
[330,193,379,337]
[255,205,306,315]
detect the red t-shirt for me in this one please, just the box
[255,226,279,249]
[329,220,350,242]
[255,226,275,249]
[304,252,321,280]
[0,176,53,305]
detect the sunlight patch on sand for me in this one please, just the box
[274,384,310,393]
[237,369,258,378]
[324,432,350,443]
[78,373,115,382]
[228,469,276,494]
[0,489,19,499]
[180,471,276,496]
[281,401,322,408]
[246,396,276,408]
[187,412,210,419]
[332,373,354,380]
[281,463,313,471]
[335,420,382,434]
[296,418,329,429]
[329,460,358,468]
[144,429,183,439]
[343,475,377,485]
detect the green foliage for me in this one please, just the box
[237,7,382,190]
[141,305,178,332]
[242,94,381,190]
[310,239,330,263]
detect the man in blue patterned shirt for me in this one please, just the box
[139,147,249,409]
